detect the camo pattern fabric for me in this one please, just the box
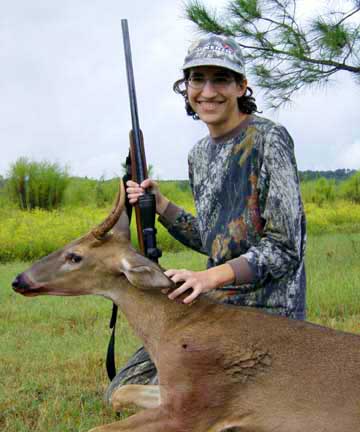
[104,346,157,405]
[159,114,306,320]
[183,34,246,75]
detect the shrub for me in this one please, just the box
[339,171,360,203]
[301,178,336,206]
[96,178,119,207]
[0,174,5,189]
[157,180,193,211]
[305,201,360,235]
[0,205,190,262]
[7,158,69,210]
[63,178,193,210]
[63,177,97,207]
[63,177,119,208]
[1,200,360,263]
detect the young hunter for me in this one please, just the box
[105,34,306,401]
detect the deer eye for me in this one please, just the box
[65,253,83,264]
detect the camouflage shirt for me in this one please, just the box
[159,115,306,319]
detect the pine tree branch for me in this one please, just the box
[336,7,360,26]
[185,0,360,106]
[236,39,360,72]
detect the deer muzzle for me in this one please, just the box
[12,273,43,296]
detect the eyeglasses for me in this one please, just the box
[186,76,235,91]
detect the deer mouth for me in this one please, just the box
[12,273,48,297]
[12,273,86,297]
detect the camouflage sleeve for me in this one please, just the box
[242,125,305,284]
[158,203,207,254]
[158,154,207,254]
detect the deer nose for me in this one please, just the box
[12,274,30,291]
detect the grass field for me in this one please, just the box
[1,235,360,431]
[1,199,360,262]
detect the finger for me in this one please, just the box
[128,192,144,204]
[141,179,156,189]
[164,269,186,277]
[127,184,145,205]
[127,192,144,200]
[164,269,176,277]
[168,273,193,284]
[128,196,140,205]
[168,281,193,300]
[183,289,201,304]
[161,288,170,295]
[126,186,145,195]
[126,180,139,188]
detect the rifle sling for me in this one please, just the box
[106,303,118,381]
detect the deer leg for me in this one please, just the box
[88,408,179,432]
[104,346,157,406]
[110,384,160,411]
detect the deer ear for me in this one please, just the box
[120,253,174,290]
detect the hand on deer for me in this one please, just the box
[126,179,169,215]
[165,263,235,304]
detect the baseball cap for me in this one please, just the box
[182,34,246,76]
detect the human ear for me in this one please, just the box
[236,78,248,97]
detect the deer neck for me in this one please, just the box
[107,282,201,357]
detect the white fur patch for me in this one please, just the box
[121,258,132,271]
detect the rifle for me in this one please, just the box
[106,19,161,381]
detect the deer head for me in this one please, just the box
[12,181,173,302]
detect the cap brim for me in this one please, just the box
[182,58,245,76]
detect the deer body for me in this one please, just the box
[109,282,360,432]
[12,183,360,431]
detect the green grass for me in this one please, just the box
[0,202,197,263]
[306,233,360,331]
[1,237,359,431]
[0,264,131,431]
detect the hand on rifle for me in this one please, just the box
[126,179,169,215]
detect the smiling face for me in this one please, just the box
[186,66,247,137]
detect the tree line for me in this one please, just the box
[0,159,359,210]
[299,169,357,182]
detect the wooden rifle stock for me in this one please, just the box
[129,130,147,254]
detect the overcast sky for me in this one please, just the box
[1,0,359,180]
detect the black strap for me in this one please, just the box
[106,303,118,380]
[106,155,133,381]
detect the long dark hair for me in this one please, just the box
[173,70,259,120]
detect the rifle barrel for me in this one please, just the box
[121,19,146,183]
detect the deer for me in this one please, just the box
[12,180,360,432]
